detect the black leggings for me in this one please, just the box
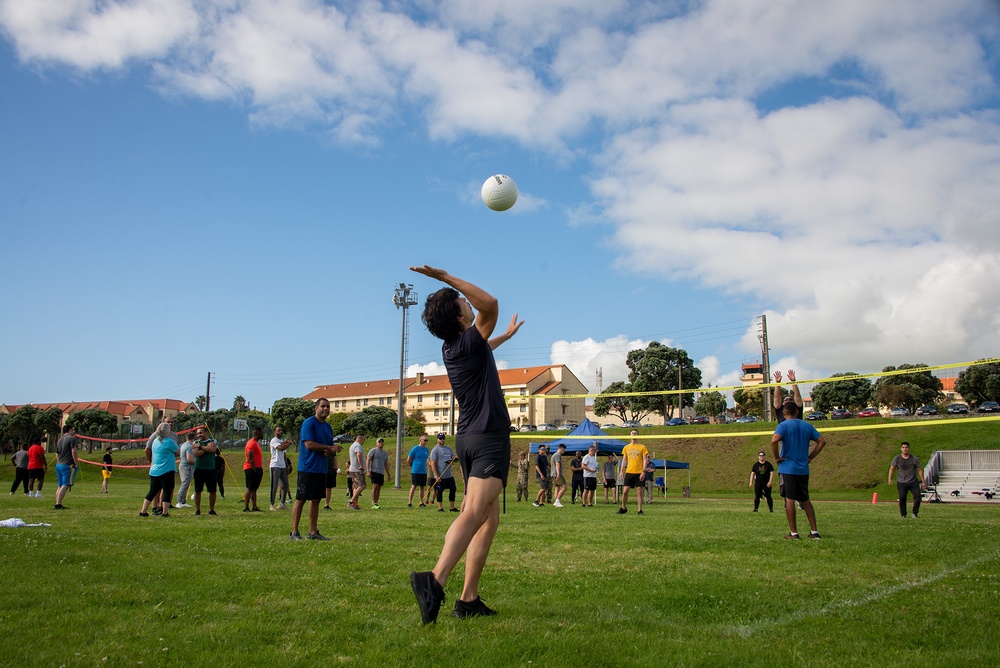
[10,468,28,495]
[571,479,585,503]
[897,480,922,517]
[216,470,225,497]
[754,484,773,511]
[145,472,176,502]
[435,477,457,503]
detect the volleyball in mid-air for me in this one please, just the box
[481,174,518,211]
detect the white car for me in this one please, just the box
[537,423,557,431]
[889,407,909,418]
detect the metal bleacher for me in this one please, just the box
[923,450,1000,503]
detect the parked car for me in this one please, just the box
[689,416,710,425]
[518,424,537,432]
[978,401,1000,413]
[916,405,937,415]
[806,411,826,421]
[947,403,969,414]
[622,420,641,429]
[889,407,909,418]
[601,423,619,430]
[735,415,759,423]
[333,433,354,444]
[830,409,853,420]
[560,422,579,430]
[665,418,688,426]
[857,407,880,418]
[537,423,557,431]
[715,413,733,424]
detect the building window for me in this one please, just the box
[519,405,526,413]
[418,395,423,403]
[356,399,361,407]
[434,409,440,417]
[443,409,449,417]
[444,393,450,402]
[363,399,368,406]
[520,388,527,396]
[434,393,440,402]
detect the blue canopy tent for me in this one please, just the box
[650,458,691,496]
[527,419,627,455]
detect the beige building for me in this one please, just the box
[303,364,589,435]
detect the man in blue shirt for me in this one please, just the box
[771,402,826,540]
[291,398,342,541]
[407,434,431,508]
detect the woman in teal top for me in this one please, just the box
[140,422,179,518]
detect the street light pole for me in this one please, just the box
[393,283,418,488]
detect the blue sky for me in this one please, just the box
[2,1,998,412]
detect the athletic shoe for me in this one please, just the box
[289,531,303,540]
[152,508,162,516]
[450,508,459,513]
[372,503,382,509]
[553,500,563,508]
[532,502,541,507]
[161,513,170,518]
[324,505,332,511]
[808,532,821,540]
[407,503,413,508]
[637,510,644,515]
[451,596,497,619]
[418,503,426,508]
[269,505,277,511]
[194,510,201,515]
[911,514,918,519]
[252,507,262,512]
[190,493,195,500]
[784,533,800,540]
[208,510,217,516]
[138,512,149,517]
[34,492,42,498]
[243,508,251,513]
[438,508,445,512]
[54,504,65,510]
[307,532,331,541]
[177,503,192,509]
[617,507,627,514]
[753,509,758,512]
[347,503,360,511]
[410,571,445,625]
[900,515,907,519]
[278,503,288,510]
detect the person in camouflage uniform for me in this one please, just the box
[515,450,530,501]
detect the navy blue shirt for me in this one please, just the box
[443,325,509,435]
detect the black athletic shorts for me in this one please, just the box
[624,472,643,488]
[584,477,598,491]
[194,468,217,494]
[604,477,616,489]
[779,473,809,502]
[456,428,511,486]
[244,467,263,491]
[296,471,326,501]
[326,470,337,488]
[29,469,45,481]
[370,472,385,486]
[537,477,549,490]
[411,473,427,487]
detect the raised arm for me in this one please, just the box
[489,313,524,350]
[410,266,499,341]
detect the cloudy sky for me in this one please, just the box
[2,0,998,411]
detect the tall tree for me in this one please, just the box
[194,395,208,411]
[6,405,63,447]
[627,342,703,419]
[810,372,873,412]
[66,409,119,437]
[593,381,652,423]
[873,364,943,412]
[231,409,271,433]
[270,398,317,443]
[694,390,728,417]
[733,387,765,418]
[341,406,398,437]
[954,360,1000,405]
[232,395,249,412]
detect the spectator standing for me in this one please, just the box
[515,450,530,502]
[243,427,264,512]
[176,432,196,508]
[533,445,549,507]
[749,452,775,512]
[407,434,430,508]
[429,433,458,513]
[581,444,599,507]
[269,426,292,511]
[569,451,584,504]
[139,422,178,518]
[54,425,79,510]
[26,436,46,498]
[368,438,390,509]
[10,443,30,496]
[347,434,367,511]
[290,398,342,540]
[214,448,227,501]
[888,441,926,519]
[602,454,618,504]
[192,426,219,516]
[551,444,567,508]
[101,447,113,494]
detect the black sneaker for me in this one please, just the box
[138,512,149,517]
[450,508,459,513]
[808,532,821,540]
[784,533,800,540]
[407,503,413,508]
[307,532,331,541]
[243,508,251,513]
[152,507,162,516]
[324,506,332,511]
[438,508,445,512]
[617,507,627,514]
[194,510,201,515]
[637,510,644,515]
[252,507,262,512]
[54,504,65,510]
[410,571,445,625]
[208,510,217,516]
[289,531,303,540]
[451,596,497,619]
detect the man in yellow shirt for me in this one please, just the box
[618,430,649,515]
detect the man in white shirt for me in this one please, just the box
[269,426,292,511]
[581,443,599,507]
[347,434,367,510]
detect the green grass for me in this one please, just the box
[1,474,999,667]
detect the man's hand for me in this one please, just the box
[503,313,523,338]
[787,369,796,382]
[410,265,448,282]
[773,371,782,383]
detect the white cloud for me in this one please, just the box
[406,361,446,378]
[549,335,651,392]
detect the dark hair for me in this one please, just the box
[422,287,463,341]
[63,424,73,434]
[253,427,264,438]
[782,403,797,416]
[901,441,910,447]
[30,435,41,445]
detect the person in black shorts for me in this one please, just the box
[192,426,219,516]
[533,445,549,507]
[291,399,343,540]
[408,266,523,624]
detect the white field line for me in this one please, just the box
[729,550,1000,638]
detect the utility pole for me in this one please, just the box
[205,372,212,412]
[759,315,771,421]
[393,283,418,489]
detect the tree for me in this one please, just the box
[0,413,11,453]
[6,405,63,448]
[626,342,703,419]
[872,364,943,413]
[66,409,119,437]
[955,360,1000,406]
[194,395,208,411]
[232,409,271,433]
[733,387,765,418]
[694,390,727,417]
[405,410,426,437]
[232,395,249,412]
[593,381,652,423]
[341,406,398,437]
[270,398,317,443]
[810,372,873,412]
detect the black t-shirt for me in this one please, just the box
[776,401,801,423]
[103,453,113,472]
[536,454,549,477]
[570,456,584,481]
[752,460,774,485]
[443,325,509,435]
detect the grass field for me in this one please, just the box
[1,419,998,667]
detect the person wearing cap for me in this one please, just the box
[367,437,389,509]
[347,434,367,511]
[408,265,523,624]
[581,444,599,507]
[429,433,458,513]
[514,450,530,502]
[773,369,803,422]
[749,451,775,512]
[533,445,549,507]
[551,443,567,507]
